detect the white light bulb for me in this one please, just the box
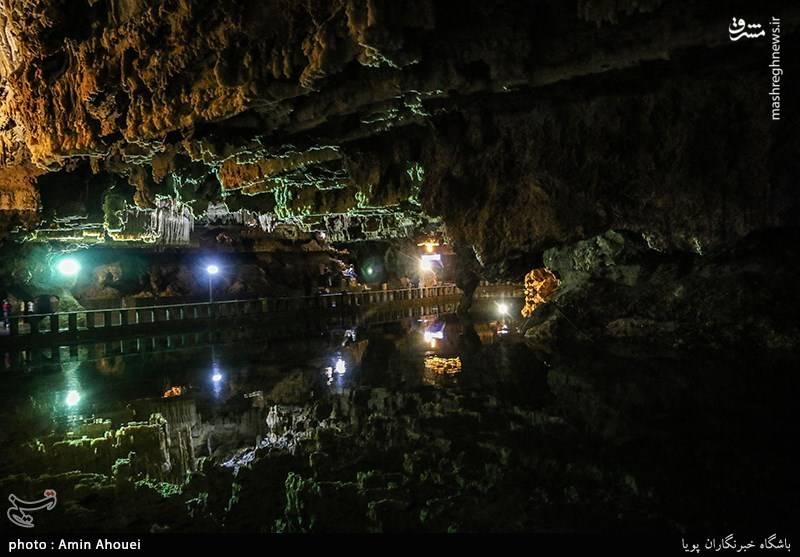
[65,390,81,407]
[57,258,81,277]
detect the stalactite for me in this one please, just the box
[258,213,276,233]
[150,196,193,245]
[202,201,277,232]
[0,1,20,78]
[324,214,352,242]
[204,201,231,223]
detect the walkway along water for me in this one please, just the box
[0,284,521,350]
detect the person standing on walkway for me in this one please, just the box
[26,300,37,331]
[2,299,10,329]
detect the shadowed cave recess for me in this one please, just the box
[0,0,798,538]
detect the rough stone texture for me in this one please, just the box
[0,0,795,279]
[524,229,800,351]
[1,299,797,533]
[0,3,798,534]
[521,268,559,318]
[6,413,183,482]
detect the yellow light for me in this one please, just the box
[424,356,462,375]
[163,386,184,398]
[417,240,440,253]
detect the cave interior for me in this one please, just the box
[0,0,797,540]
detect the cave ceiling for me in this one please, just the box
[0,0,798,272]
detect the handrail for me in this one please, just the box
[9,284,473,319]
[1,283,521,340]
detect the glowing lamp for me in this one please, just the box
[65,390,81,407]
[205,265,219,302]
[423,330,444,342]
[57,257,81,277]
[212,372,222,383]
[421,253,441,263]
[497,302,510,316]
[417,240,440,253]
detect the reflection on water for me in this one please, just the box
[0,300,474,475]
[209,346,225,399]
[0,296,795,534]
[162,385,185,399]
[423,356,462,384]
[323,355,348,391]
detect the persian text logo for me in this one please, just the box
[729,17,765,41]
[728,16,783,121]
[7,490,57,528]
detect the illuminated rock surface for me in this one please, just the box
[0,1,796,272]
[0,0,797,537]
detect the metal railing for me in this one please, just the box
[2,284,464,338]
[3,300,465,369]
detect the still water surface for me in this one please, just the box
[0,297,796,533]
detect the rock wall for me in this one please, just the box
[524,229,800,351]
[0,0,795,278]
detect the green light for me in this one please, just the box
[366,266,374,276]
[57,257,81,277]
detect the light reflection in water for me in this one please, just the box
[162,386,185,398]
[334,357,346,375]
[324,354,348,388]
[210,346,224,398]
[61,361,83,415]
[424,356,462,375]
[423,355,462,385]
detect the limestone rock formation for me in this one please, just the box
[0,0,795,281]
[521,268,559,318]
[523,229,800,351]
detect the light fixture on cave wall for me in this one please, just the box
[417,239,440,254]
